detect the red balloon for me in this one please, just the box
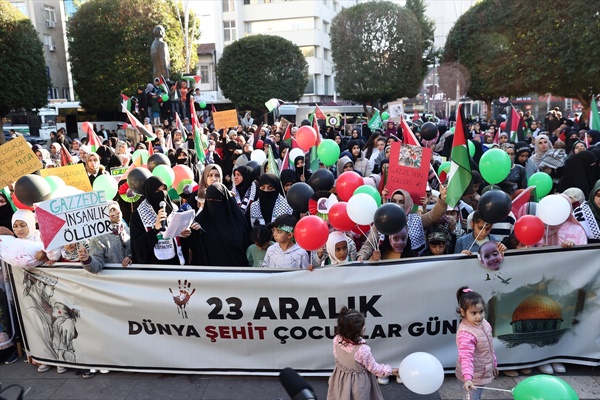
[121,123,129,129]
[500,121,506,131]
[295,215,329,251]
[328,202,356,231]
[514,215,545,246]
[352,224,371,237]
[336,171,364,201]
[172,164,194,186]
[11,191,34,210]
[296,126,317,151]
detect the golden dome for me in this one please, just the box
[511,294,563,323]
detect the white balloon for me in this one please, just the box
[347,193,377,225]
[399,352,444,395]
[288,148,305,164]
[537,194,571,226]
[250,149,267,165]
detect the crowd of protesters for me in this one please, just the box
[1,101,599,380]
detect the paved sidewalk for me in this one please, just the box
[1,360,599,399]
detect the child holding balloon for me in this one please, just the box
[327,307,399,400]
[455,286,498,400]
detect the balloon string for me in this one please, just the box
[357,225,378,251]
[467,223,486,252]
[429,164,443,188]
[545,224,549,246]
[472,386,513,393]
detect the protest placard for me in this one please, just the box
[387,142,432,207]
[0,136,43,187]
[39,163,93,192]
[387,100,404,123]
[110,166,128,182]
[212,109,239,130]
[35,190,110,250]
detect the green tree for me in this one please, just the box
[330,1,423,112]
[216,35,308,111]
[405,0,436,80]
[68,0,198,113]
[0,0,50,144]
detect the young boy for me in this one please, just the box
[262,214,309,269]
[454,211,507,255]
[477,240,504,271]
[246,225,274,267]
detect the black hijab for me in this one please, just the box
[96,145,115,167]
[257,173,281,224]
[194,183,250,266]
[234,165,253,200]
[294,155,311,181]
[280,169,298,188]
[0,192,14,231]
[557,150,599,198]
[143,176,173,214]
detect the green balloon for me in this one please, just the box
[438,161,451,175]
[168,187,179,200]
[354,185,382,206]
[528,172,553,199]
[513,375,578,400]
[468,139,476,156]
[152,164,175,188]
[45,176,66,193]
[450,127,455,133]
[161,93,169,102]
[479,148,510,184]
[92,174,118,200]
[132,149,149,165]
[317,139,341,167]
[200,101,207,109]
[381,111,390,121]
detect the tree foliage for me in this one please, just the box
[216,34,308,111]
[0,0,50,142]
[68,0,198,112]
[443,0,600,117]
[405,0,436,79]
[330,1,424,109]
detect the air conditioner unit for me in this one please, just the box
[46,20,56,28]
[48,44,56,52]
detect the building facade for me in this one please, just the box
[9,0,75,101]
[195,0,355,105]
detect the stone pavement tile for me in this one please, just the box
[593,374,600,386]
[48,377,137,400]
[380,382,441,399]
[304,377,329,400]
[0,378,64,400]
[125,376,208,400]
[514,375,600,400]
[200,378,283,400]
[438,376,516,400]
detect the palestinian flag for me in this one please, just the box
[280,148,290,171]
[265,98,285,112]
[82,122,103,153]
[400,114,420,146]
[282,122,292,141]
[310,113,321,171]
[589,96,600,147]
[194,126,206,164]
[124,109,156,140]
[445,104,472,208]
[315,104,326,120]
[506,105,525,142]
[267,146,280,177]
[121,94,132,112]
[367,109,382,130]
[512,186,536,217]
[174,112,188,141]
[60,144,75,166]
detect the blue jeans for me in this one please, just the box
[457,379,483,400]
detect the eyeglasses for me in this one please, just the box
[429,241,446,247]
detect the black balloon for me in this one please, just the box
[308,169,335,191]
[147,153,170,172]
[127,167,152,195]
[246,160,261,181]
[420,122,438,141]
[300,119,311,126]
[286,182,314,213]
[373,203,407,236]
[14,174,52,206]
[477,190,512,224]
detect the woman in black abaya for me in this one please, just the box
[187,183,250,266]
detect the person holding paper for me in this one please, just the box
[130,176,190,265]
[78,202,132,273]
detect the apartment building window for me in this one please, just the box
[305,75,315,94]
[323,21,330,34]
[324,48,330,61]
[45,5,56,22]
[62,88,70,101]
[299,46,315,58]
[50,87,58,99]
[324,75,331,95]
[223,21,236,42]
[222,0,235,12]
[247,17,315,34]
[12,2,28,17]
[199,65,210,84]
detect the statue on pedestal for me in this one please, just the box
[151,25,170,79]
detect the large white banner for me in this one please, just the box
[8,245,600,375]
